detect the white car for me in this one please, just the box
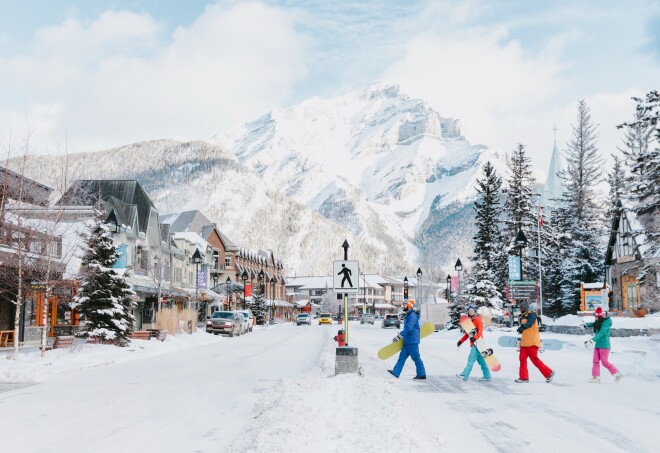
[239,310,255,332]
[234,310,250,334]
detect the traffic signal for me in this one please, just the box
[404,287,408,300]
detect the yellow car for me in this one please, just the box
[318,313,333,325]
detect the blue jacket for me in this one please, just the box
[400,309,420,344]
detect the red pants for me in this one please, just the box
[519,346,552,380]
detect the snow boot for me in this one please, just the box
[514,378,529,383]
[479,377,491,382]
[387,370,399,379]
[456,373,467,381]
[413,375,426,380]
[614,373,624,383]
[546,370,555,383]
[589,376,601,384]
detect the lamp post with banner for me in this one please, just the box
[454,258,463,304]
[225,276,231,311]
[269,276,275,324]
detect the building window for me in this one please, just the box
[225,257,232,268]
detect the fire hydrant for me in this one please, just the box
[334,330,345,347]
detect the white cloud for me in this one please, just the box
[0,2,308,153]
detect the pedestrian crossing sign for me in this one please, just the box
[333,260,359,293]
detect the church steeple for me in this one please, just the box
[540,125,564,209]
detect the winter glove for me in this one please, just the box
[584,339,594,349]
[579,322,586,331]
[469,337,476,346]
[392,333,402,343]
[516,326,524,334]
[456,340,462,348]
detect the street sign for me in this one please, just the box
[508,280,537,300]
[333,260,359,293]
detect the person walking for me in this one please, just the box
[456,305,491,382]
[515,302,555,383]
[388,299,426,380]
[583,307,623,383]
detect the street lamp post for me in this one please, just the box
[241,270,248,310]
[225,276,231,311]
[416,267,422,307]
[515,229,528,280]
[212,273,219,313]
[446,275,451,303]
[269,277,275,324]
[403,276,409,308]
[191,249,203,332]
[454,258,463,304]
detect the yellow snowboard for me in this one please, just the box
[377,322,435,360]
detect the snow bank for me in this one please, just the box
[543,314,660,329]
[228,329,446,453]
[0,330,225,384]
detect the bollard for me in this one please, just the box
[335,346,358,375]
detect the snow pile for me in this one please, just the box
[0,331,224,384]
[544,314,660,329]
[228,329,445,453]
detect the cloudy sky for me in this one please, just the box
[1,0,658,173]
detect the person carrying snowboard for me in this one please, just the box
[516,302,555,383]
[456,305,491,382]
[583,307,623,383]
[388,299,426,380]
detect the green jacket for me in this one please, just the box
[585,317,612,349]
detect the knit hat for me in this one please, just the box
[466,305,477,315]
[594,307,604,318]
[403,299,415,311]
[519,302,529,312]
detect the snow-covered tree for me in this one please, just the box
[605,154,626,224]
[465,161,504,310]
[319,289,339,315]
[75,210,135,345]
[617,91,659,262]
[251,286,267,325]
[557,100,605,313]
[502,144,537,247]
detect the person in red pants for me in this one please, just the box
[515,302,555,383]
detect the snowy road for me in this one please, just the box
[0,325,328,452]
[1,322,658,453]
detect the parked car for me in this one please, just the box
[238,309,255,332]
[318,313,333,325]
[360,314,375,325]
[296,313,312,325]
[207,311,242,337]
[382,314,401,329]
[235,311,250,334]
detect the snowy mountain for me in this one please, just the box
[209,82,510,275]
[16,83,514,277]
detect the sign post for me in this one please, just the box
[333,258,359,345]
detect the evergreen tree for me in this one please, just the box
[75,210,136,345]
[617,91,659,262]
[465,162,504,311]
[251,286,267,325]
[605,154,626,223]
[558,100,605,313]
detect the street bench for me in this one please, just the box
[146,329,168,341]
[53,335,75,349]
[130,331,151,341]
[0,330,14,347]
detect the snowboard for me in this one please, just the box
[459,314,501,372]
[377,321,435,360]
[498,335,563,351]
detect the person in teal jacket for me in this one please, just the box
[583,307,623,383]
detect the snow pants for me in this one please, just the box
[392,343,426,377]
[519,346,552,380]
[461,345,491,380]
[592,348,618,377]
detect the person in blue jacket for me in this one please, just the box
[388,299,426,380]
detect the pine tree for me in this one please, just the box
[465,162,504,311]
[605,154,626,223]
[75,210,136,345]
[251,286,267,325]
[617,91,659,262]
[558,100,605,313]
